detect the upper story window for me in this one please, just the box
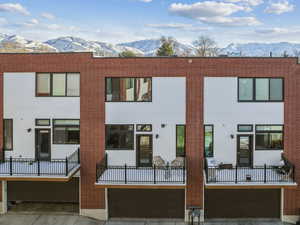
[105,125,134,150]
[238,78,283,102]
[53,119,80,144]
[255,125,283,150]
[3,119,13,150]
[204,125,214,157]
[105,78,152,102]
[36,73,80,97]
[136,124,152,132]
[237,124,253,132]
[176,125,186,157]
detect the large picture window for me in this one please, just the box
[106,78,152,102]
[176,125,185,157]
[255,125,283,150]
[204,125,214,157]
[36,73,80,97]
[53,119,80,144]
[238,78,283,102]
[105,125,134,150]
[3,119,13,150]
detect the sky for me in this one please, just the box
[0,0,299,47]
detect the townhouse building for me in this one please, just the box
[0,53,299,223]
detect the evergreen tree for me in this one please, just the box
[156,36,175,56]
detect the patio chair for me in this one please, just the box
[171,157,185,167]
[153,156,166,168]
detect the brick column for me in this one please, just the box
[80,71,107,220]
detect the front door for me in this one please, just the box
[35,129,51,161]
[237,135,252,167]
[136,135,153,167]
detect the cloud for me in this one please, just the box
[145,23,210,31]
[22,19,39,27]
[0,17,7,25]
[265,0,295,14]
[169,1,260,26]
[41,12,55,20]
[138,0,152,2]
[255,27,289,34]
[225,0,264,6]
[0,3,29,15]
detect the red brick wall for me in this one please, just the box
[0,54,300,213]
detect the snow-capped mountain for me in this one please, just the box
[0,34,56,53]
[119,39,196,56]
[45,36,144,56]
[221,42,300,57]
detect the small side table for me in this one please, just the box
[188,206,201,225]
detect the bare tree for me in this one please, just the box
[293,49,300,57]
[193,36,219,57]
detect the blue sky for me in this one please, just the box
[0,0,299,46]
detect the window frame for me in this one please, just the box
[238,77,284,102]
[255,124,283,150]
[3,119,13,151]
[105,124,134,150]
[136,124,152,132]
[35,119,51,126]
[52,119,80,145]
[105,77,152,102]
[36,72,80,97]
[176,124,186,157]
[237,124,253,132]
[204,124,214,157]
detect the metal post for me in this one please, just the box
[183,160,186,184]
[65,157,68,176]
[124,164,127,184]
[264,164,267,183]
[37,158,40,176]
[293,165,295,182]
[77,148,80,164]
[235,165,238,184]
[9,156,12,176]
[105,154,108,169]
[154,164,156,184]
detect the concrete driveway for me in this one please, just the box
[0,214,293,225]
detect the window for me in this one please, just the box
[36,73,80,97]
[204,125,213,157]
[36,119,50,126]
[106,78,152,102]
[255,125,283,150]
[53,119,80,144]
[237,124,253,132]
[136,124,152,132]
[3,119,13,150]
[105,125,134,150]
[238,78,283,102]
[176,125,185,157]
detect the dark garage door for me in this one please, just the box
[205,189,280,219]
[108,189,185,218]
[8,177,79,203]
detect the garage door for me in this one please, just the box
[205,189,280,219]
[8,177,79,203]
[108,189,185,218]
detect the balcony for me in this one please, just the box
[0,148,80,181]
[95,154,186,188]
[204,157,297,188]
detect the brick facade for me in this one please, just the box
[0,53,299,213]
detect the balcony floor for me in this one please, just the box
[96,167,186,187]
[205,167,297,187]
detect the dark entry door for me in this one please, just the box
[136,135,152,167]
[237,135,252,167]
[35,129,51,161]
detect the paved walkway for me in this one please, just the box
[0,214,293,225]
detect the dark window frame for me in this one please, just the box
[3,119,13,151]
[204,124,214,157]
[255,124,284,150]
[35,119,51,126]
[238,77,284,102]
[136,124,152,132]
[237,124,253,132]
[36,72,80,97]
[52,119,80,145]
[176,124,186,157]
[105,77,152,102]
[105,124,134,150]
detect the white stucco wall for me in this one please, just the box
[204,77,283,166]
[105,77,186,166]
[3,72,80,159]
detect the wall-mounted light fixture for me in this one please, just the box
[27,128,32,133]
[156,134,159,139]
[161,124,166,128]
[230,134,234,139]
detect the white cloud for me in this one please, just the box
[22,19,39,27]
[265,0,295,14]
[255,27,289,34]
[0,3,29,15]
[0,17,7,25]
[225,0,264,6]
[41,12,55,20]
[169,1,260,26]
[138,0,152,2]
[145,23,210,31]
